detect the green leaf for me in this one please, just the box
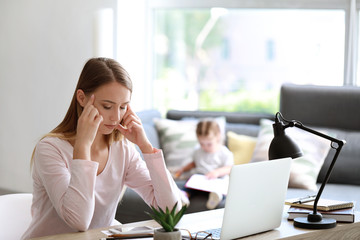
[160,219,173,232]
[173,205,187,226]
[150,207,159,216]
[170,202,178,216]
[158,206,165,215]
[146,202,186,232]
[169,215,174,229]
[145,212,161,225]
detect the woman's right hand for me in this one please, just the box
[73,95,103,160]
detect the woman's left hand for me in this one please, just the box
[116,105,153,153]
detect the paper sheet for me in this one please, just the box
[185,174,229,195]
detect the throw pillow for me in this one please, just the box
[154,117,226,169]
[154,118,198,168]
[251,119,331,191]
[227,131,257,165]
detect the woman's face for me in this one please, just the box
[85,81,131,135]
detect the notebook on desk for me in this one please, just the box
[187,157,292,240]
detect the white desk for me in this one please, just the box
[31,207,360,240]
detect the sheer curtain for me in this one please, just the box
[345,0,359,85]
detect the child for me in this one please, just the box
[175,119,234,209]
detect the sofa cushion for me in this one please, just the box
[279,84,360,186]
[227,131,257,165]
[251,119,331,191]
[154,118,199,168]
[316,128,360,186]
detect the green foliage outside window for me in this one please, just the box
[154,9,287,114]
[198,88,279,114]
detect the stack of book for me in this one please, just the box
[285,197,355,223]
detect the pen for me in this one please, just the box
[292,195,316,204]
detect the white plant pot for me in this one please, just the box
[153,228,182,240]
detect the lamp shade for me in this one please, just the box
[268,122,303,160]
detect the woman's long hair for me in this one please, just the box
[31,58,133,167]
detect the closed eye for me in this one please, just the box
[120,105,127,111]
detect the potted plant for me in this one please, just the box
[146,202,187,240]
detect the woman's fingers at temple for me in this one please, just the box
[121,105,141,128]
[122,115,139,129]
[82,95,95,116]
[76,94,103,148]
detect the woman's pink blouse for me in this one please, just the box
[21,137,181,239]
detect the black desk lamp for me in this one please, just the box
[269,112,346,229]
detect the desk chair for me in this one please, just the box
[0,193,121,240]
[0,193,33,240]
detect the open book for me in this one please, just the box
[185,174,229,195]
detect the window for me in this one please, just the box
[153,8,345,113]
[117,1,359,113]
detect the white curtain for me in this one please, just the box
[345,0,358,85]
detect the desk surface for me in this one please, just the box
[31,207,360,240]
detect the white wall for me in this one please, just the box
[0,0,118,192]
[117,0,151,110]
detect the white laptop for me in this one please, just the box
[190,157,292,240]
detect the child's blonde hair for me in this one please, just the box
[196,120,221,138]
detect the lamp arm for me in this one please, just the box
[290,122,346,215]
[291,122,343,145]
[312,144,343,214]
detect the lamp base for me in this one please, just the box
[294,217,337,229]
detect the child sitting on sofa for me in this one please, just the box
[175,119,234,209]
